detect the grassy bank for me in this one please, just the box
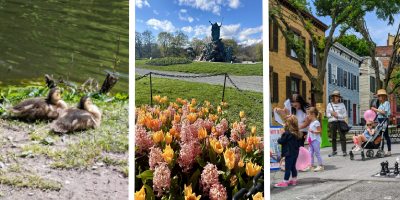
[135,59,263,76]
[0,86,128,190]
[135,76,263,132]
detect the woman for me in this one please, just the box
[371,89,391,156]
[326,90,348,157]
[274,93,311,146]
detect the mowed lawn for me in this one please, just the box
[135,59,263,76]
[135,76,263,133]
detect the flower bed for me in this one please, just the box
[135,96,264,199]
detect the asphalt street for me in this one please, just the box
[271,143,400,200]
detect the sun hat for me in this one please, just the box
[330,90,342,98]
[376,89,388,97]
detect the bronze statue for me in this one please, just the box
[209,21,222,41]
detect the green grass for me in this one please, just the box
[135,76,263,132]
[135,59,263,76]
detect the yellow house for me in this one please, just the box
[269,0,328,112]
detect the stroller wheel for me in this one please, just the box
[361,151,366,161]
[366,150,374,158]
[376,150,384,158]
[349,151,354,160]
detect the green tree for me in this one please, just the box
[171,31,189,56]
[336,34,370,56]
[141,30,154,58]
[255,42,263,62]
[222,39,239,55]
[190,38,206,57]
[157,32,173,57]
[135,31,143,58]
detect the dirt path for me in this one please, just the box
[135,68,263,92]
[0,120,128,200]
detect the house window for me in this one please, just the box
[331,65,338,85]
[370,76,376,93]
[309,40,317,67]
[286,29,304,59]
[343,70,347,89]
[286,75,302,99]
[291,78,300,94]
[347,72,351,89]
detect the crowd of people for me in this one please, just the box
[273,89,392,188]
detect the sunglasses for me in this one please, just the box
[367,124,373,126]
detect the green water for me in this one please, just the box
[0,0,128,93]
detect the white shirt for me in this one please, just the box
[307,120,321,142]
[284,99,308,132]
[326,102,347,122]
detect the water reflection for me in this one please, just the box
[0,0,128,92]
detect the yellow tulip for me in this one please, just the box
[198,127,208,140]
[187,113,197,124]
[153,95,161,102]
[217,106,222,113]
[230,175,238,187]
[134,186,146,200]
[153,130,164,143]
[160,96,168,104]
[245,161,262,177]
[224,148,236,170]
[165,132,172,144]
[162,144,174,164]
[238,139,247,150]
[174,114,181,123]
[210,138,224,154]
[176,98,183,103]
[239,111,245,118]
[252,192,264,200]
[204,100,211,107]
[184,184,201,200]
[238,159,245,168]
[191,98,197,105]
[251,126,257,135]
[160,115,167,124]
[190,107,197,113]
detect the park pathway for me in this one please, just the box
[135,68,263,93]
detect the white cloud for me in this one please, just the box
[238,26,263,41]
[228,0,240,9]
[146,19,175,32]
[221,24,241,39]
[136,19,144,23]
[191,25,210,38]
[153,10,159,15]
[177,0,223,15]
[182,26,193,33]
[179,9,194,23]
[239,38,262,46]
[136,0,150,8]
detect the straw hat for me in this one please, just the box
[330,90,342,98]
[376,89,388,97]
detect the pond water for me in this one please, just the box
[0,0,128,93]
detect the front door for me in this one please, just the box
[353,104,357,125]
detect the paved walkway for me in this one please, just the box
[271,143,400,200]
[135,68,263,93]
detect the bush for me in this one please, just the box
[145,57,192,66]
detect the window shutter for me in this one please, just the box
[286,76,291,99]
[328,64,332,84]
[273,72,279,102]
[269,19,272,50]
[273,20,279,52]
[348,72,351,89]
[338,68,342,87]
[356,76,359,91]
[348,100,351,117]
[302,80,306,100]
[286,36,291,57]
[309,40,313,65]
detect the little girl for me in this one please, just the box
[352,121,375,151]
[306,107,323,172]
[274,115,302,188]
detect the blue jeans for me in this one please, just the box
[378,118,391,151]
[284,155,298,181]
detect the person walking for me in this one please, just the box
[326,90,348,157]
[371,89,391,156]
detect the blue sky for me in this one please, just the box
[135,0,263,46]
[308,1,400,46]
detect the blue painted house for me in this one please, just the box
[326,43,362,126]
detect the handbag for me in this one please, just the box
[330,103,350,132]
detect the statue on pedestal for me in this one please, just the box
[209,21,222,42]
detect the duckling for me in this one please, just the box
[50,96,101,133]
[11,88,67,121]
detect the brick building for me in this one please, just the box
[269,0,328,114]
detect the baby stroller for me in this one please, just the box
[349,118,387,161]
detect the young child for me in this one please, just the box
[306,107,323,172]
[352,121,375,151]
[274,115,302,188]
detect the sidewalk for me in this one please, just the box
[271,143,400,200]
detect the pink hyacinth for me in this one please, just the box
[229,129,240,142]
[178,141,202,172]
[200,163,219,194]
[237,121,246,134]
[153,162,171,197]
[219,135,229,148]
[215,118,228,135]
[209,183,227,200]
[149,146,163,170]
[232,146,241,167]
[203,119,214,132]
[167,105,176,118]
[180,122,200,144]
[135,126,154,154]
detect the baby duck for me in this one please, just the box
[11,88,67,121]
[50,96,102,133]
